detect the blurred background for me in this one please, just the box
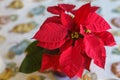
[0,0,120,80]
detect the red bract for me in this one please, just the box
[40,53,61,72]
[47,4,75,15]
[34,3,116,78]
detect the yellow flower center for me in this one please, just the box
[85,29,91,33]
[71,32,79,39]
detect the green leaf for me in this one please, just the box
[25,41,43,54]
[19,40,61,73]
[19,41,45,73]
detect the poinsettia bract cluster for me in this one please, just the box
[33,3,116,78]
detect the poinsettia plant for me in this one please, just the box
[19,3,116,78]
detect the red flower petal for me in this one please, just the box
[94,31,116,46]
[34,22,67,42]
[71,9,77,14]
[94,56,106,68]
[40,54,60,72]
[47,6,63,15]
[91,6,99,12]
[37,38,66,50]
[42,16,61,25]
[60,46,82,77]
[58,4,75,12]
[82,53,91,71]
[84,34,106,68]
[75,40,91,71]
[60,39,85,77]
[77,68,84,77]
[61,12,74,31]
[74,3,91,25]
[60,39,72,52]
[86,13,111,32]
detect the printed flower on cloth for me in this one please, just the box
[33,3,116,78]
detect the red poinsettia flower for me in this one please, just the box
[34,3,116,78]
[60,3,116,77]
[74,3,116,68]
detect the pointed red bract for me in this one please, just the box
[47,6,63,15]
[94,55,106,68]
[84,34,106,68]
[77,68,84,77]
[61,12,74,31]
[60,39,85,77]
[75,40,91,70]
[37,39,66,50]
[74,3,91,25]
[60,46,83,77]
[47,4,75,15]
[42,16,61,25]
[58,4,75,12]
[94,31,116,46]
[60,39,73,52]
[91,6,100,12]
[34,22,67,42]
[82,53,91,70]
[86,13,111,32]
[40,54,60,72]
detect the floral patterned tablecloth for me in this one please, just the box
[0,0,120,80]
